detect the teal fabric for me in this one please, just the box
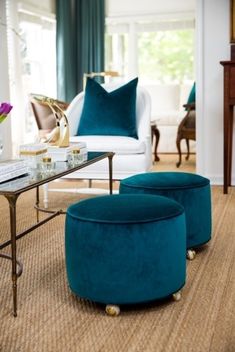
[65,194,186,305]
[67,194,184,223]
[120,172,212,249]
[56,0,105,102]
[77,78,138,137]
[187,82,196,104]
[56,0,77,102]
[119,172,209,190]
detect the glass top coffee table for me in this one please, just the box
[0,151,114,316]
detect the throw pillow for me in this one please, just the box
[77,77,138,138]
[187,82,196,104]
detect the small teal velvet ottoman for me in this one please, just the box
[65,194,186,315]
[120,172,212,259]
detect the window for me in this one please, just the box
[138,29,194,85]
[19,18,56,140]
[105,17,195,85]
[105,33,128,76]
[7,3,57,154]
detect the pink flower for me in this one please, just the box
[0,102,13,123]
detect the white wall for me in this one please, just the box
[106,0,195,17]
[196,0,230,184]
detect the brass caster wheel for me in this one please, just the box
[187,249,196,260]
[172,290,182,302]
[105,304,120,316]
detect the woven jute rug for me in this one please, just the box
[0,182,235,352]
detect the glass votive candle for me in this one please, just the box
[69,149,83,165]
[39,156,56,176]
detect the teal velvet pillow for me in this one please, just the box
[187,82,196,104]
[77,77,138,138]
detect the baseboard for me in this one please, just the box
[204,174,235,186]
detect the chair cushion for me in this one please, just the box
[120,172,209,191]
[77,77,138,138]
[70,135,146,154]
[67,194,184,224]
[187,82,196,104]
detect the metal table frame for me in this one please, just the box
[0,152,114,316]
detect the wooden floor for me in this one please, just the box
[1,179,235,352]
[152,153,196,173]
[4,153,235,352]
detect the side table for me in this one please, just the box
[220,61,235,194]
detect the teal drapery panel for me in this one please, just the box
[56,0,105,103]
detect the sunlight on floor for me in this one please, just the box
[152,153,196,173]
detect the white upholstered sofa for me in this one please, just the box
[145,84,196,153]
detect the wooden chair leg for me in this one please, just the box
[176,135,182,168]
[154,127,160,162]
[151,124,160,162]
[185,139,190,160]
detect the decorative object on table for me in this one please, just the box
[0,159,28,183]
[38,156,56,176]
[31,95,70,147]
[19,143,48,168]
[0,102,13,123]
[47,142,87,162]
[68,149,84,166]
[0,102,13,157]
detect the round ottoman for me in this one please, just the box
[120,172,212,259]
[65,194,186,316]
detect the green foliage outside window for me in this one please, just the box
[138,29,194,84]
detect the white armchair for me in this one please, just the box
[64,83,152,181]
[42,82,152,205]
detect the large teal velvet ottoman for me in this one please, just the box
[120,172,212,260]
[65,194,186,316]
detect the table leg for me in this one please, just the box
[5,194,19,317]
[108,154,114,194]
[36,186,39,223]
[228,107,234,187]
[224,105,233,194]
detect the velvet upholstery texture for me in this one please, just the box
[120,172,211,249]
[187,82,196,104]
[65,194,186,305]
[77,77,138,138]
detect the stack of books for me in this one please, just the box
[0,159,29,183]
[47,142,87,162]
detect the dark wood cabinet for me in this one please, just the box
[220,61,235,194]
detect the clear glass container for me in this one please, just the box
[68,149,83,165]
[37,156,56,176]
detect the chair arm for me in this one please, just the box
[183,102,196,111]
